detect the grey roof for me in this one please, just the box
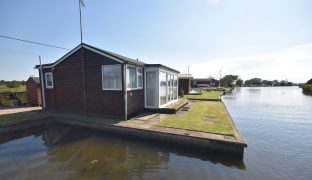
[28,77,40,84]
[36,43,145,68]
[35,63,53,68]
[193,78,219,81]
[145,64,180,73]
[178,74,193,79]
[83,43,145,66]
[35,43,178,73]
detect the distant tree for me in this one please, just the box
[286,82,294,86]
[272,80,280,86]
[302,84,312,95]
[236,79,243,86]
[245,78,262,86]
[261,80,273,86]
[0,80,5,85]
[280,80,288,86]
[307,79,312,84]
[220,75,238,87]
[6,80,21,88]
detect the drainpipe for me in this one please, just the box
[39,56,46,110]
[124,63,128,120]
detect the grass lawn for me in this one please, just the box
[0,111,46,127]
[156,101,235,136]
[184,91,223,100]
[0,85,26,93]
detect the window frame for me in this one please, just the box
[144,69,158,108]
[126,65,143,91]
[101,64,122,91]
[137,68,143,88]
[159,69,179,108]
[45,72,54,89]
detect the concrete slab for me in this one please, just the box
[147,98,188,114]
[0,107,42,115]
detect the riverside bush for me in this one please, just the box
[302,84,312,95]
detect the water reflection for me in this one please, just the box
[43,123,171,179]
[0,122,245,179]
[223,87,312,180]
[3,87,312,179]
[246,87,261,94]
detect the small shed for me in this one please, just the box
[26,77,42,106]
[178,74,193,95]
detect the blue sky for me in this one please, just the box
[1,0,311,82]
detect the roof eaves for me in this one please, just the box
[145,64,180,73]
[82,43,145,66]
[30,77,40,84]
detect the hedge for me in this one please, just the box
[302,84,312,95]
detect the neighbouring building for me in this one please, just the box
[178,74,193,95]
[192,78,219,88]
[26,77,42,106]
[35,43,179,119]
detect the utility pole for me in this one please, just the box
[39,56,46,110]
[188,65,190,75]
[218,66,222,88]
[79,0,87,115]
[79,0,85,43]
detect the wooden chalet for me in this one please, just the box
[35,43,179,119]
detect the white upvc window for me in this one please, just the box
[137,68,143,88]
[127,66,143,90]
[102,64,122,90]
[45,72,54,89]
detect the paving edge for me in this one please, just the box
[222,102,247,147]
[53,116,246,157]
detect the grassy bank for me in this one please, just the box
[0,85,26,93]
[156,101,235,136]
[184,91,223,100]
[0,110,46,127]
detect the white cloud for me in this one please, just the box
[184,43,312,83]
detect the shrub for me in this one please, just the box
[6,81,21,88]
[302,84,312,95]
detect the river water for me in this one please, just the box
[0,87,311,179]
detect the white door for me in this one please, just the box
[145,71,157,108]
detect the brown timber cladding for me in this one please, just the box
[178,79,190,95]
[127,89,144,117]
[26,78,42,106]
[42,48,127,118]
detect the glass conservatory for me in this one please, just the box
[144,65,179,109]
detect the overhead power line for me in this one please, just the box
[0,35,71,50]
